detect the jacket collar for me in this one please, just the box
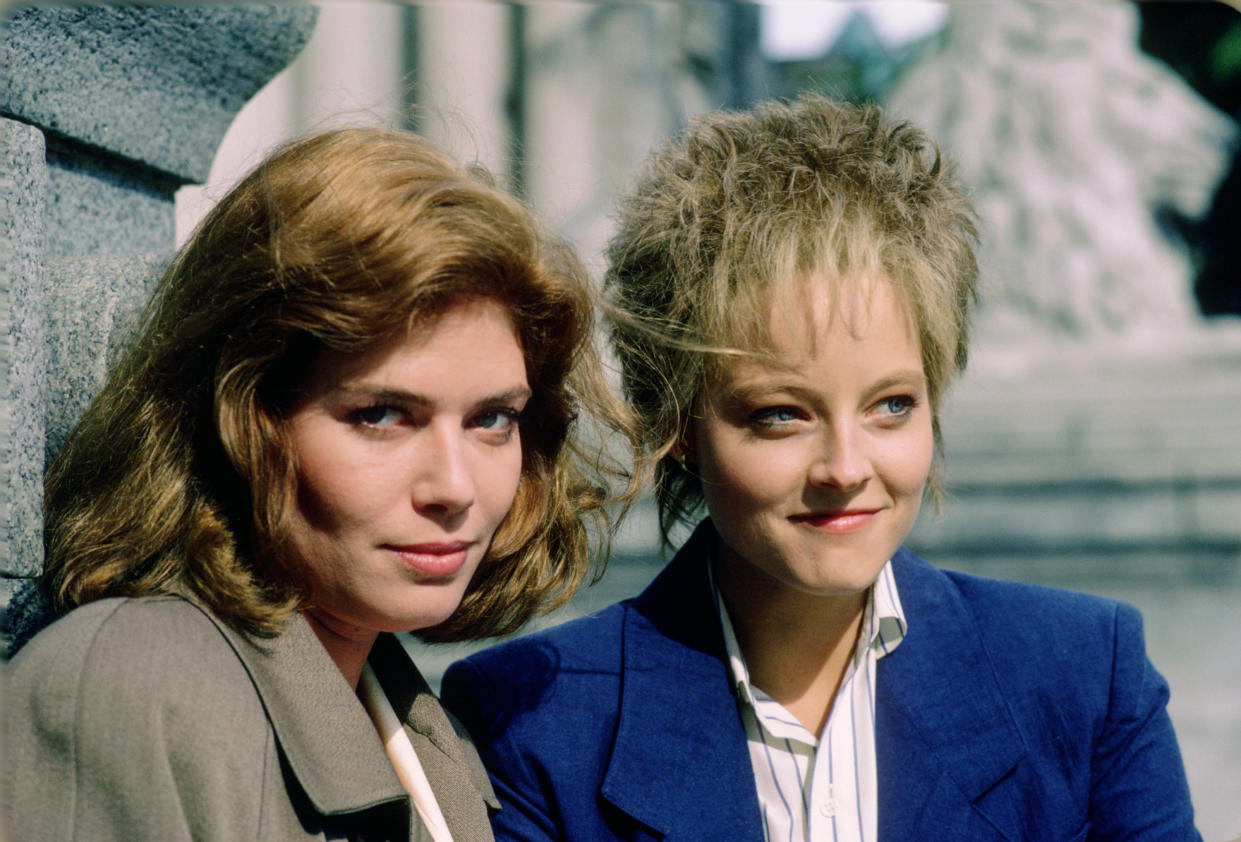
[600,522,1028,841]
[201,607,410,816]
[876,547,1027,840]
[601,521,766,841]
[190,599,495,835]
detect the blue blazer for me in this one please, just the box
[442,522,1200,841]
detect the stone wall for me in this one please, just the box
[0,3,317,641]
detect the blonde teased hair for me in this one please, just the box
[604,95,980,542]
[44,127,634,641]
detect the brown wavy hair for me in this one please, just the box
[43,127,634,642]
[604,95,980,542]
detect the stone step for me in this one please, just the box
[933,339,1241,487]
[909,481,1241,549]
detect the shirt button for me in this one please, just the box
[820,799,838,817]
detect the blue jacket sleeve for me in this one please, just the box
[1088,601,1201,841]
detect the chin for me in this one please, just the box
[801,580,875,598]
[402,607,463,634]
[796,565,888,596]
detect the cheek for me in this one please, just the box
[478,445,525,519]
[695,432,791,510]
[883,425,935,496]
[292,440,387,532]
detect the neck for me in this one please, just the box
[301,608,379,690]
[716,557,868,737]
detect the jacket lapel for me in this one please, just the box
[369,634,499,841]
[592,526,1031,840]
[875,548,1027,841]
[600,523,765,841]
[197,606,411,820]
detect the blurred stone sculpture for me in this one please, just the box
[887,1,1236,345]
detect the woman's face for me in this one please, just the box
[284,298,530,638]
[689,275,933,602]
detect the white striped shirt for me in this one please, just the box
[712,561,907,842]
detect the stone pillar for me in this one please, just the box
[0,3,317,642]
[414,2,513,184]
[0,119,46,595]
[521,4,739,258]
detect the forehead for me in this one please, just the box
[302,298,526,391]
[718,272,919,368]
[702,275,926,408]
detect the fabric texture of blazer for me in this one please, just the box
[441,520,1201,842]
[2,592,498,841]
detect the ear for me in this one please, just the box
[671,426,696,467]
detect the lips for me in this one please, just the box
[789,509,879,534]
[385,541,472,578]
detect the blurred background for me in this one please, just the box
[11,1,1241,837]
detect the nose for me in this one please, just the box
[807,423,871,492]
[410,424,476,516]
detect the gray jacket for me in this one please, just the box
[1,594,498,841]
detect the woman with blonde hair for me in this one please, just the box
[3,127,631,841]
[442,95,1200,840]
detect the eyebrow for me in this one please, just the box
[719,369,927,404]
[331,385,533,407]
[864,371,928,395]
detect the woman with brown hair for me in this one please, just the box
[2,127,631,841]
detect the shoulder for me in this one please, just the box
[9,594,248,681]
[441,601,632,742]
[891,548,1152,712]
[440,603,646,839]
[893,547,1136,640]
[443,534,718,730]
[888,552,1196,837]
[449,600,631,687]
[5,595,267,746]
[15,592,226,642]
[3,597,278,840]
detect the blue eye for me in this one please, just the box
[876,396,916,417]
[472,408,519,433]
[352,404,402,427]
[750,406,799,428]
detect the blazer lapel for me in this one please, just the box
[197,606,410,818]
[600,523,765,841]
[875,549,1027,841]
[369,634,499,842]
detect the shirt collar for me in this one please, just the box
[870,558,908,656]
[709,555,908,711]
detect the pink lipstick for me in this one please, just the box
[790,510,878,534]
[387,542,470,577]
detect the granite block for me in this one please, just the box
[45,140,175,256]
[43,253,167,465]
[1,2,318,184]
[0,117,46,581]
[1,576,57,659]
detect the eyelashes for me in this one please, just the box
[749,406,802,429]
[470,408,521,437]
[745,394,920,432]
[874,395,918,419]
[347,402,522,440]
[350,404,403,427]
